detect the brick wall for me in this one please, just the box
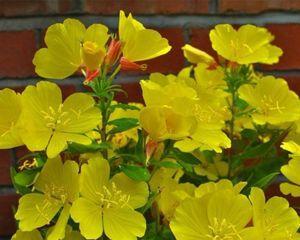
[1,0,300,238]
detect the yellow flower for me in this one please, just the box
[0,88,23,149]
[150,164,195,221]
[194,63,226,91]
[194,153,229,181]
[140,105,193,141]
[210,24,282,65]
[20,81,101,158]
[170,188,255,240]
[70,157,149,239]
[250,187,300,239]
[15,157,79,240]
[140,72,230,152]
[12,229,42,240]
[239,76,300,125]
[119,10,171,68]
[182,44,216,66]
[33,19,109,79]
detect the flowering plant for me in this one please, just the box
[2,11,300,240]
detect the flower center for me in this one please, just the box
[96,182,130,209]
[44,183,69,204]
[260,95,285,115]
[40,104,71,130]
[207,218,242,240]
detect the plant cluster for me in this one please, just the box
[1,11,299,240]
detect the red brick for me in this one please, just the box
[0,0,47,17]
[261,24,300,71]
[115,82,143,103]
[0,194,19,236]
[0,150,12,186]
[219,0,300,13]
[190,27,218,60]
[266,184,300,211]
[0,31,37,78]
[84,0,210,15]
[145,28,185,74]
[283,75,300,95]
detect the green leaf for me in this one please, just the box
[231,137,277,169]
[152,160,181,169]
[68,142,110,154]
[14,169,39,186]
[119,164,150,181]
[251,172,279,189]
[135,129,146,163]
[108,118,139,134]
[10,167,31,195]
[236,97,249,111]
[171,149,199,165]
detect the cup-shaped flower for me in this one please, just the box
[0,88,23,149]
[140,106,194,141]
[33,19,109,79]
[15,157,79,240]
[210,24,282,65]
[170,189,255,240]
[70,157,149,240]
[250,187,300,239]
[19,81,101,158]
[118,10,171,70]
[239,76,300,125]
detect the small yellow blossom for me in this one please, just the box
[70,157,149,239]
[33,19,109,79]
[150,164,195,221]
[19,81,101,158]
[15,157,79,240]
[0,88,23,149]
[170,188,256,240]
[250,187,300,239]
[210,24,283,65]
[239,76,300,125]
[119,10,171,67]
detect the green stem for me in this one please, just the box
[227,88,236,178]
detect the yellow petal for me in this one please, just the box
[33,19,85,79]
[170,197,210,239]
[34,157,79,202]
[70,198,103,239]
[122,29,171,62]
[0,88,23,149]
[12,229,43,240]
[84,24,109,50]
[47,204,71,240]
[15,193,62,231]
[182,44,215,64]
[110,172,149,209]
[79,157,110,201]
[103,206,146,240]
[60,92,101,133]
